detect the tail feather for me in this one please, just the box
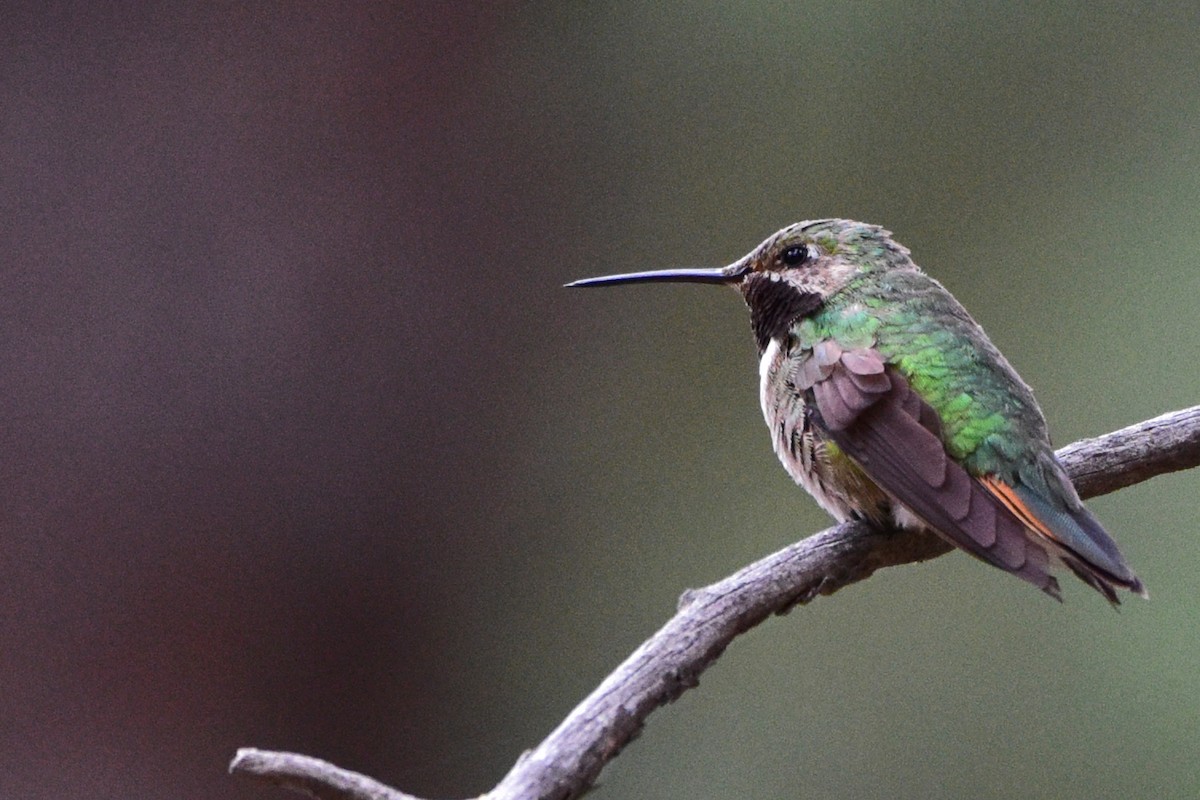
[980,476,1146,603]
[1011,483,1146,603]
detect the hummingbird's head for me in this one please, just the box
[567,218,913,294]
[566,219,916,351]
[731,218,916,298]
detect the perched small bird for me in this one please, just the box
[569,219,1146,604]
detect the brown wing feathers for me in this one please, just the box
[800,346,1064,600]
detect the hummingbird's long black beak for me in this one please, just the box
[565,262,749,288]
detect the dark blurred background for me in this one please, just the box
[2,3,1198,799]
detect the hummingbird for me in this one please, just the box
[568,219,1146,604]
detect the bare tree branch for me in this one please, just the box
[1056,405,1200,497]
[231,405,1200,800]
[229,750,420,800]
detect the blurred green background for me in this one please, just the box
[2,3,1198,799]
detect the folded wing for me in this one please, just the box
[794,343,1066,599]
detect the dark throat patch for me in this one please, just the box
[743,275,823,353]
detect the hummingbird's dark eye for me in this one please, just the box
[781,245,812,266]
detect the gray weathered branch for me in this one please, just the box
[231,404,1200,800]
[229,749,419,800]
